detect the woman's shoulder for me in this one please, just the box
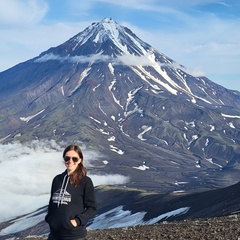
[53,171,66,181]
[82,175,94,185]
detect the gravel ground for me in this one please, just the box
[86,215,240,240]
[20,215,240,240]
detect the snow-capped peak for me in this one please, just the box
[69,17,151,56]
[35,18,236,106]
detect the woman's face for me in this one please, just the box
[64,150,82,174]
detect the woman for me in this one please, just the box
[45,145,97,240]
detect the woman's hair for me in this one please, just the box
[63,145,87,186]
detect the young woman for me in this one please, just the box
[45,145,97,240]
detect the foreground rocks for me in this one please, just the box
[87,215,240,240]
[18,214,240,240]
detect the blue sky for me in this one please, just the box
[0,0,240,91]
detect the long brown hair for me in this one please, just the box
[63,145,87,186]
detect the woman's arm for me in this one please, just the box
[74,177,97,226]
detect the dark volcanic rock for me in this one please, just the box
[86,215,240,240]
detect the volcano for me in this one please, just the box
[0,18,240,192]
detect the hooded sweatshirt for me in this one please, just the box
[45,170,97,239]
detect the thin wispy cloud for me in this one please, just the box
[35,52,204,78]
[0,0,48,26]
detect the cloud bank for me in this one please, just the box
[0,140,129,223]
[35,53,203,77]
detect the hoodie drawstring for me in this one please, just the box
[57,174,70,207]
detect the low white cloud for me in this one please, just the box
[35,53,204,78]
[91,174,129,186]
[35,53,112,64]
[117,54,153,66]
[0,140,129,223]
[36,53,155,67]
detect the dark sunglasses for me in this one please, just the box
[64,156,79,162]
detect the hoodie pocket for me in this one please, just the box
[49,214,75,232]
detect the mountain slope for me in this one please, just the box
[0,18,240,192]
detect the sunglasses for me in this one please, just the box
[64,156,79,162]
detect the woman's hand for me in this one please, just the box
[70,219,78,227]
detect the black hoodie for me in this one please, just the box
[45,170,97,239]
